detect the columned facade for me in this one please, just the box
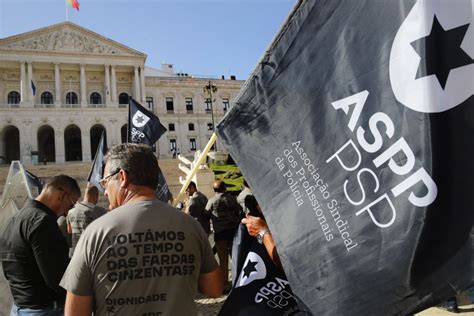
[0,21,244,164]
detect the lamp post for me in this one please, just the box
[203,81,218,150]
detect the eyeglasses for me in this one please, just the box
[58,188,77,209]
[99,169,121,190]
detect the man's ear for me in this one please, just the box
[118,169,129,188]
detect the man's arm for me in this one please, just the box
[65,292,93,316]
[198,267,223,298]
[66,222,72,235]
[242,215,282,270]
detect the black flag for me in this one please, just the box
[219,224,303,316]
[128,98,166,146]
[25,170,43,194]
[87,131,107,192]
[155,166,172,203]
[217,0,473,315]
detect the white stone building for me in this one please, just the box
[0,22,244,164]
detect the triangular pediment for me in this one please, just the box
[0,22,145,57]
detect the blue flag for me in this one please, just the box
[31,80,36,96]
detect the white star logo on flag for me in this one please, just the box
[132,110,150,128]
[235,252,267,288]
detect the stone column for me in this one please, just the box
[133,66,140,101]
[111,65,117,104]
[55,128,65,163]
[81,129,92,162]
[104,64,111,106]
[80,64,87,107]
[54,63,61,106]
[20,62,26,104]
[27,62,33,104]
[140,66,146,104]
[20,121,33,164]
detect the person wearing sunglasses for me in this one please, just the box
[61,144,223,315]
[0,175,80,316]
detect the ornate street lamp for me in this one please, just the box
[203,81,218,150]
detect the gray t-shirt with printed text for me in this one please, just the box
[67,202,107,255]
[60,200,217,316]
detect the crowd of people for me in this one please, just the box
[0,143,280,315]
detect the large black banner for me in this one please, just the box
[217,0,473,314]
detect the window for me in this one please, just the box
[169,139,177,150]
[168,123,175,132]
[188,123,195,131]
[41,92,54,105]
[185,97,193,112]
[119,93,129,105]
[66,92,78,106]
[146,97,154,111]
[7,91,20,105]
[166,97,174,112]
[205,98,211,111]
[223,98,230,112]
[190,138,196,151]
[90,92,102,105]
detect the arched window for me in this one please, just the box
[119,93,129,105]
[90,92,102,105]
[7,91,20,105]
[66,92,78,105]
[41,92,54,105]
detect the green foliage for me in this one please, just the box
[209,162,243,192]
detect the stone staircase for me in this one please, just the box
[0,159,185,205]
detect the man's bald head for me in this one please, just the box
[84,185,99,204]
[213,180,226,193]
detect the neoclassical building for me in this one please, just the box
[0,22,244,164]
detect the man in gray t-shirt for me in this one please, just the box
[60,144,222,315]
[66,185,106,256]
[185,181,210,234]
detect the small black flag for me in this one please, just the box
[128,98,166,146]
[156,166,172,203]
[25,169,43,194]
[87,131,107,192]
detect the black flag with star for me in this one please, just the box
[216,0,473,315]
[219,224,304,316]
[128,98,166,146]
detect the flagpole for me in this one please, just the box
[65,0,70,21]
[126,98,131,144]
[172,132,217,207]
